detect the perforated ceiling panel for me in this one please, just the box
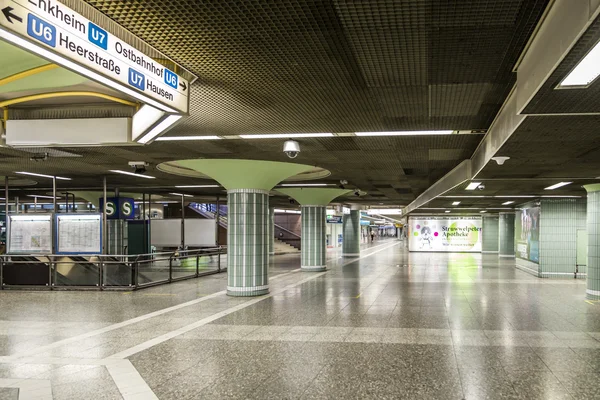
[83,0,548,134]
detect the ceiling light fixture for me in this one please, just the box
[109,170,156,179]
[494,195,536,198]
[441,196,489,198]
[544,182,572,190]
[502,201,515,205]
[174,185,219,188]
[452,201,461,205]
[465,182,482,190]
[541,195,582,198]
[170,193,193,197]
[445,210,451,213]
[15,171,71,181]
[491,156,510,165]
[559,40,600,87]
[26,195,61,199]
[355,130,453,137]
[155,136,221,141]
[279,183,330,187]
[480,210,487,213]
[239,133,333,139]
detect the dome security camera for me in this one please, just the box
[283,140,300,159]
[477,184,486,191]
[354,189,361,197]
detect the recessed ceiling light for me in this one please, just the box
[355,130,453,137]
[170,193,194,197]
[441,196,489,198]
[109,170,156,179]
[279,183,330,187]
[174,185,219,188]
[15,171,71,180]
[544,182,572,190]
[559,40,600,87]
[452,201,461,205]
[502,201,514,205]
[480,210,487,213]
[445,210,451,213]
[239,133,333,139]
[156,136,221,141]
[465,182,482,190]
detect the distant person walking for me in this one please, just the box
[370,231,375,242]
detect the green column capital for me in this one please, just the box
[584,184,600,193]
[276,188,352,206]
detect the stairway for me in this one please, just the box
[273,238,300,255]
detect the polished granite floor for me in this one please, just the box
[1,239,600,399]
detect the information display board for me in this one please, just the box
[7,214,53,254]
[409,217,482,252]
[56,214,102,254]
[515,205,540,263]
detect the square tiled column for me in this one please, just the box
[342,210,360,257]
[585,185,600,300]
[227,189,269,296]
[269,207,275,256]
[301,206,327,271]
[499,212,515,258]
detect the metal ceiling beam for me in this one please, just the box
[0,64,59,86]
[403,160,471,216]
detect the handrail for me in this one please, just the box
[0,246,227,291]
[274,223,301,238]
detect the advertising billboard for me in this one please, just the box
[408,217,482,252]
[515,205,540,263]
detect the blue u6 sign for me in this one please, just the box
[27,13,56,47]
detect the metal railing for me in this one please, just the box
[0,247,227,291]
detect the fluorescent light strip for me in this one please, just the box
[0,30,177,113]
[502,201,515,205]
[15,172,71,181]
[109,170,156,179]
[239,133,333,139]
[174,185,219,188]
[355,130,453,136]
[26,195,61,199]
[156,136,221,141]
[544,182,572,190]
[170,193,193,197]
[138,115,183,144]
[559,40,600,87]
[541,195,582,198]
[279,183,330,187]
[445,210,451,213]
[441,196,489,198]
[465,182,482,190]
[494,195,536,198]
[452,201,461,205]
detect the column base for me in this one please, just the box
[342,253,360,257]
[586,289,600,300]
[301,265,327,272]
[499,254,515,258]
[227,285,269,297]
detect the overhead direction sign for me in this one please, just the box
[0,0,189,113]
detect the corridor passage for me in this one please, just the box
[0,241,599,399]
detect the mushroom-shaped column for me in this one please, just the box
[277,188,351,271]
[584,184,600,300]
[174,160,316,296]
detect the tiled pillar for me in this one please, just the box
[227,189,269,297]
[482,215,499,253]
[499,212,515,257]
[342,210,360,257]
[269,207,275,256]
[585,184,600,300]
[301,205,327,271]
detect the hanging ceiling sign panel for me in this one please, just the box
[0,0,189,113]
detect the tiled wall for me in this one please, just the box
[539,199,587,279]
[586,188,600,299]
[482,216,499,253]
